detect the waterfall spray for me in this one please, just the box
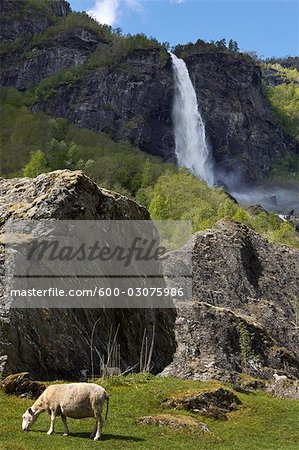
[170,52,214,186]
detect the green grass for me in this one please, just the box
[0,374,299,449]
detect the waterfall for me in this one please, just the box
[170,52,214,186]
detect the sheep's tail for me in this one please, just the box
[105,393,109,420]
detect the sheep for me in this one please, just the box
[273,373,287,381]
[22,383,109,441]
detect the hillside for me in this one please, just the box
[0,0,298,185]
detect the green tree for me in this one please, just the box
[23,150,48,178]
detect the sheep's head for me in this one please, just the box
[22,408,38,431]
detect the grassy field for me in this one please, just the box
[0,374,298,450]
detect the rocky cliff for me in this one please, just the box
[31,48,175,161]
[0,0,297,182]
[0,0,70,66]
[161,220,299,382]
[0,170,176,379]
[184,52,296,183]
[1,28,102,90]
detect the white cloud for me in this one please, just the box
[88,0,119,25]
[87,0,143,26]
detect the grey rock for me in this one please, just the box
[1,29,102,90]
[0,170,176,379]
[266,378,299,400]
[161,387,241,420]
[246,204,268,215]
[161,220,299,381]
[262,64,299,88]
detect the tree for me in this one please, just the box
[215,38,227,49]
[228,39,239,52]
[232,40,240,52]
[46,138,69,170]
[23,150,48,178]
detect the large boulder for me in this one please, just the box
[0,170,176,379]
[0,372,45,398]
[161,220,299,382]
[161,387,241,420]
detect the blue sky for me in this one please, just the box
[69,0,299,57]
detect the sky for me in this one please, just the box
[69,0,299,58]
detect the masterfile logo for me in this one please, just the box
[3,219,192,308]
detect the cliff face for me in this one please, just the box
[31,49,175,160]
[0,0,70,66]
[0,170,176,379]
[185,52,296,183]
[1,28,102,90]
[1,1,297,183]
[0,0,70,42]
[161,220,299,382]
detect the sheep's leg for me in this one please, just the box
[61,415,69,436]
[47,411,56,435]
[93,415,103,441]
[90,424,97,439]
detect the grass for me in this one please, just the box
[0,374,299,449]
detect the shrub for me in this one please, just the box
[266,82,299,141]
[263,65,299,142]
[149,169,237,230]
[23,150,48,177]
[0,38,23,56]
[149,170,298,247]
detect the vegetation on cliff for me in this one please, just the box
[149,171,298,247]
[264,65,299,141]
[0,92,173,197]
[1,6,167,77]
[0,91,297,248]
[174,37,240,59]
[262,64,299,181]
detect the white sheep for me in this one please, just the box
[273,373,287,381]
[22,382,109,441]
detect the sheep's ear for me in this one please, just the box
[28,408,34,415]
